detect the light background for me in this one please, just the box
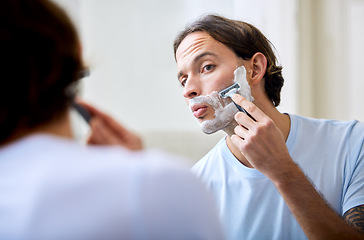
[54,0,364,166]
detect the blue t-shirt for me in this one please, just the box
[192,114,364,240]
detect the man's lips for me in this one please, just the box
[191,104,208,118]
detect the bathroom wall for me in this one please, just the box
[299,0,364,122]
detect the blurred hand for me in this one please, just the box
[76,100,143,151]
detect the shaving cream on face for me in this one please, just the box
[234,66,254,102]
[188,66,253,135]
[189,91,238,134]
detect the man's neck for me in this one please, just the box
[3,111,73,145]
[224,105,291,168]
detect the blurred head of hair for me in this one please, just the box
[0,0,83,144]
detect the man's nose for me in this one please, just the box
[183,76,201,99]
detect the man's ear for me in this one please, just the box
[247,52,267,85]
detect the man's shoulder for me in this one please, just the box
[292,114,362,129]
[290,114,364,140]
[289,115,364,167]
[2,134,195,187]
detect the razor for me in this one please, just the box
[219,83,256,121]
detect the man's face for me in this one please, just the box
[176,31,245,134]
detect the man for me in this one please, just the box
[173,14,364,239]
[0,1,223,239]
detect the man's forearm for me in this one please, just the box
[274,164,364,240]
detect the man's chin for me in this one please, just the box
[198,117,236,135]
[198,120,223,135]
[201,127,219,135]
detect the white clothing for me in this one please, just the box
[192,114,364,240]
[0,134,223,240]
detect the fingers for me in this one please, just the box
[76,99,143,150]
[234,124,247,139]
[232,94,265,122]
[232,94,256,132]
[231,134,244,149]
[231,93,266,146]
[76,100,130,133]
[102,112,130,135]
[235,111,255,131]
[75,100,98,117]
[76,100,113,122]
[87,117,122,145]
[86,111,143,150]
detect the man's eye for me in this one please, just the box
[203,64,215,72]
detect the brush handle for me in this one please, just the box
[233,102,256,122]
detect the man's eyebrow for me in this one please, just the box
[193,52,218,63]
[177,52,218,80]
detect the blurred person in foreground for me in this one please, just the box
[0,1,223,239]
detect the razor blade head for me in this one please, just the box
[218,83,241,98]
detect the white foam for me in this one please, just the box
[188,66,253,134]
[233,66,254,102]
[189,91,237,134]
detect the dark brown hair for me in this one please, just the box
[174,14,284,107]
[0,0,82,143]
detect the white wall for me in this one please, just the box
[299,0,364,121]
[232,0,299,115]
[347,0,364,121]
[78,0,239,132]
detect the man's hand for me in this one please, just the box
[230,94,364,239]
[76,101,143,151]
[230,94,294,182]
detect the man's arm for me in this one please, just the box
[230,94,364,240]
[274,165,364,239]
[344,205,364,234]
